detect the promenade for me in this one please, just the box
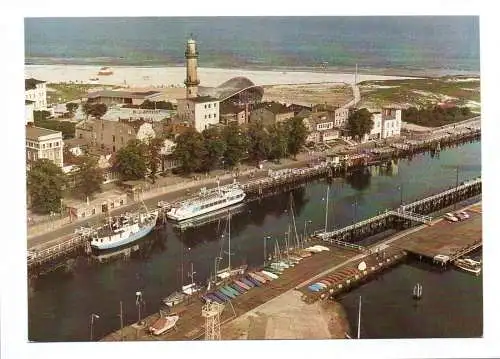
[27,117,480,251]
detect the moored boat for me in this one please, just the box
[90,210,159,250]
[454,257,481,275]
[166,182,245,222]
[98,66,113,76]
[162,291,187,307]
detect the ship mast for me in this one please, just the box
[324,185,330,233]
[228,213,231,272]
[357,296,362,339]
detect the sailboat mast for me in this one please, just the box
[228,214,231,271]
[324,185,330,233]
[357,296,362,339]
[289,194,299,249]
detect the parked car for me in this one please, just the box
[444,212,459,222]
[455,211,470,220]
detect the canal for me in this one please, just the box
[28,140,481,341]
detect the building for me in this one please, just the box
[25,78,47,110]
[366,108,402,141]
[25,100,35,125]
[249,102,295,125]
[66,190,128,221]
[87,90,163,106]
[333,107,350,127]
[178,38,263,131]
[177,96,220,132]
[101,107,174,122]
[75,118,156,153]
[26,125,64,167]
[303,112,340,144]
[219,103,246,125]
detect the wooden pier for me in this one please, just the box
[314,177,481,244]
[394,203,482,266]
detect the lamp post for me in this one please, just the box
[135,291,143,325]
[398,184,403,207]
[90,313,100,341]
[264,236,271,265]
[352,199,358,234]
[454,166,459,210]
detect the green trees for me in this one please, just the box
[202,127,227,171]
[114,140,148,181]
[247,120,271,163]
[27,159,66,214]
[346,109,374,140]
[139,100,175,110]
[82,102,108,119]
[146,137,164,183]
[223,123,248,167]
[66,102,79,116]
[286,117,308,159]
[172,129,208,174]
[73,155,104,200]
[268,122,289,162]
[402,105,473,127]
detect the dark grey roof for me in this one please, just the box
[25,78,45,90]
[87,90,161,99]
[25,100,35,105]
[254,101,293,115]
[198,76,263,101]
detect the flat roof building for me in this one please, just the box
[87,90,163,106]
[26,125,64,168]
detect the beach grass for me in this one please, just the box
[358,77,480,109]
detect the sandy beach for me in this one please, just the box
[25,64,417,88]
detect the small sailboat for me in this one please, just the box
[215,214,247,281]
[182,262,201,296]
[413,283,423,300]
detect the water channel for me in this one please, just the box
[28,140,481,341]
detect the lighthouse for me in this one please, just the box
[184,36,200,98]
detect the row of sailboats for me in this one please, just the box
[162,191,309,308]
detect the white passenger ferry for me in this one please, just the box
[166,181,246,221]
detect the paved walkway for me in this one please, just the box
[27,153,324,250]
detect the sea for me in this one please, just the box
[24,17,480,75]
[28,140,482,341]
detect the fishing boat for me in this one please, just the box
[454,257,482,275]
[166,181,246,221]
[149,314,179,335]
[98,66,113,76]
[413,283,423,300]
[90,210,159,250]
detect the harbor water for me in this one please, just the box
[28,140,482,341]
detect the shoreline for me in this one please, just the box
[24,63,474,88]
[26,58,480,78]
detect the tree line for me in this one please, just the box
[27,155,105,214]
[402,105,473,127]
[26,116,307,214]
[172,117,308,174]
